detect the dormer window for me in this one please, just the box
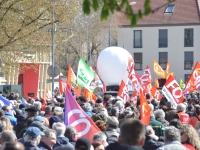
[164,4,175,14]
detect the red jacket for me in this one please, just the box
[178,112,190,124]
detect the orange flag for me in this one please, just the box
[153,60,165,78]
[151,86,162,100]
[184,62,200,94]
[140,89,150,125]
[84,88,97,102]
[67,65,81,96]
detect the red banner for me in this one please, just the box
[140,65,152,87]
[184,62,200,94]
[152,86,162,100]
[59,78,66,94]
[162,75,184,108]
[140,89,150,125]
[64,88,100,142]
[118,80,129,104]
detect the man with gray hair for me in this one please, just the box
[92,132,108,148]
[64,126,77,146]
[156,126,187,150]
[176,103,190,124]
[52,122,74,149]
[0,130,17,144]
[38,129,57,150]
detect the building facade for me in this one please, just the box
[118,0,200,83]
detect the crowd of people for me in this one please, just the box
[0,91,200,150]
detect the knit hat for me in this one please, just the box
[49,116,62,128]
[75,137,91,150]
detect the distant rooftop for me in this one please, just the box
[119,0,200,26]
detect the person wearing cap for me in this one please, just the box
[30,121,47,131]
[38,129,57,150]
[2,105,17,127]
[75,137,91,150]
[24,127,45,150]
[14,114,26,135]
[103,116,119,144]
[25,105,39,118]
[52,122,74,149]
[49,116,62,128]
[165,101,178,123]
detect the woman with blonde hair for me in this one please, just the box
[181,124,200,150]
[0,116,13,130]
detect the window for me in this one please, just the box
[159,29,168,47]
[184,74,190,83]
[184,51,193,70]
[134,53,142,70]
[164,4,175,13]
[159,52,168,70]
[184,28,193,47]
[134,30,142,48]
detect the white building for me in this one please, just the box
[118,0,200,84]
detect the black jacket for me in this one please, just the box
[106,143,144,150]
[143,135,164,150]
[24,142,41,150]
[38,141,51,150]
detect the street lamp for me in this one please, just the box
[51,0,55,97]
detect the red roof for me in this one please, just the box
[119,0,200,26]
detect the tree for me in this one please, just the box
[53,11,119,75]
[82,0,175,27]
[0,0,80,74]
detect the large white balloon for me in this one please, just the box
[97,47,134,86]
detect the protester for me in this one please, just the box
[103,116,119,144]
[156,126,187,150]
[23,127,45,150]
[2,105,17,126]
[165,101,177,123]
[181,124,200,150]
[149,104,165,137]
[14,114,26,135]
[143,125,164,150]
[176,103,190,124]
[0,130,17,144]
[189,105,200,128]
[75,137,92,150]
[64,126,77,146]
[0,116,13,130]
[52,122,74,149]
[0,141,25,150]
[38,129,57,150]
[92,132,108,149]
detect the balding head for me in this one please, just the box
[0,130,17,144]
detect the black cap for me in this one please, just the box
[25,106,39,112]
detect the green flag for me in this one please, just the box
[77,58,96,90]
[180,79,184,90]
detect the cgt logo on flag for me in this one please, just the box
[162,75,184,108]
[64,88,100,141]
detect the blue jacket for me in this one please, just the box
[5,111,17,126]
[53,135,74,150]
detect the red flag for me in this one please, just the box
[67,65,81,96]
[140,65,152,87]
[184,62,200,94]
[162,75,184,108]
[151,86,162,100]
[64,88,100,142]
[140,89,150,125]
[45,90,52,99]
[118,80,129,104]
[59,78,66,94]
